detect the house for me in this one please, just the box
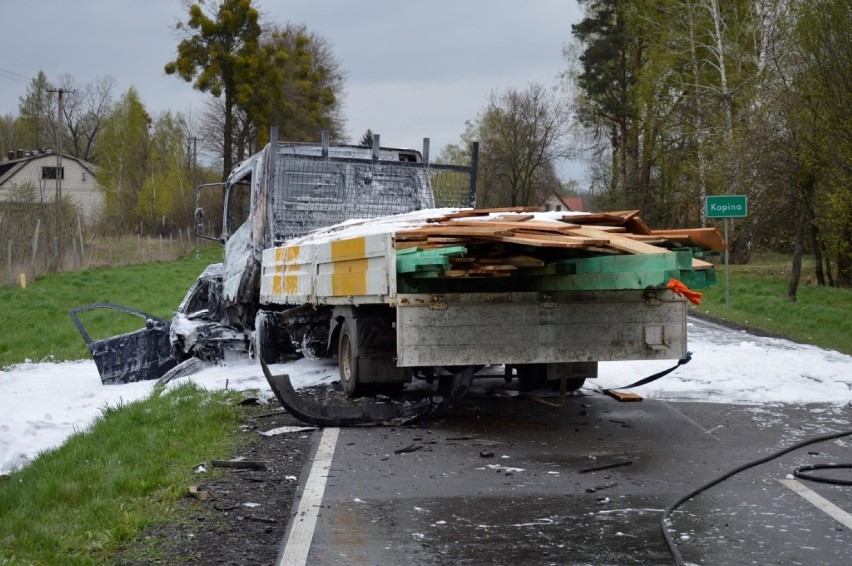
[541,192,584,212]
[0,149,104,223]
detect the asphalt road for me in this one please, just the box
[276,380,852,566]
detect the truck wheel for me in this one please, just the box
[562,377,586,391]
[338,320,362,397]
[254,311,278,365]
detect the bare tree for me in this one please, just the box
[480,83,573,207]
[62,75,116,163]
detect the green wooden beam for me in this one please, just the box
[396,246,468,274]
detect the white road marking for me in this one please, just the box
[277,427,340,566]
[779,479,852,530]
[662,402,721,440]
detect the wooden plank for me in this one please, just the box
[606,210,643,221]
[583,225,627,233]
[393,241,427,249]
[604,389,643,402]
[491,214,536,222]
[448,219,581,234]
[450,256,476,265]
[395,225,516,238]
[439,206,543,220]
[692,258,714,270]
[566,226,669,255]
[622,234,670,244]
[509,231,610,246]
[561,210,640,226]
[473,264,517,272]
[624,216,653,235]
[652,228,727,251]
[427,236,468,244]
[469,270,512,277]
[482,233,598,248]
[449,257,478,265]
[498,255,546,267]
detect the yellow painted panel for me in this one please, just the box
[284,274,300,295]
[331,238,366,261]
[332,258,368,296]
[272,274,284,295]
[285,245,300,263]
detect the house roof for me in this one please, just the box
[561,196,584,212]
[541,192,584,212]
[0,152,98,187]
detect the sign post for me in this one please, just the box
[706,195,748,306]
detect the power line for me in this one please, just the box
[0,66,31,85]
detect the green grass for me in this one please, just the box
[693,254,852,355]
[0,383,247,566]
[0,246,222,368]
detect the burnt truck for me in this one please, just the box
[73,129,722,420]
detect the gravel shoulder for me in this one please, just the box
[115,401,314,566]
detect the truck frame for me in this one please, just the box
[74,129,718,420]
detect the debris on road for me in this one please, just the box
[578,460,634,474]
[211,458,269,470]
[258,425,317,436]
[188,485,214,502]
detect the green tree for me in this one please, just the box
[165,0,270,179]
[358,129,374,148]
[790,0,852,286]
[94,87,152,230]
[199,22,345,163]
[136,112,195,233]
[17,71,52,151]
[264,24,343,143]
[0,114,30,159]
[572,0,635,204]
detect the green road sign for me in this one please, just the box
[706,195,748,218]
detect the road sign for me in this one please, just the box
[706,195,748,218]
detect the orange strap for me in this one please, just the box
[667,278,702,305]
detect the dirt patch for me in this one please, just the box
[115,401,315,566]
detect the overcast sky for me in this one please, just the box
[0,0,583,176]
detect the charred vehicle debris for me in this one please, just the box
[72,129,722,426]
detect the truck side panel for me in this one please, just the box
[395,290,686,367]
[260,233,395,306]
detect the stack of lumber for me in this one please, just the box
[393,207,724,293]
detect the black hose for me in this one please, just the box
[794,463,852,486]
[661,428,852,566]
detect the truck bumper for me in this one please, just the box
[395,290,687,367]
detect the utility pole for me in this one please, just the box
[47,86,73,272]
[192,136,198,190]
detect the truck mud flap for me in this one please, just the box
[70,303,178,385]
[260,360,439,427]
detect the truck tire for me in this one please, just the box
[338,320,363,397]
[254,310,279,365]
